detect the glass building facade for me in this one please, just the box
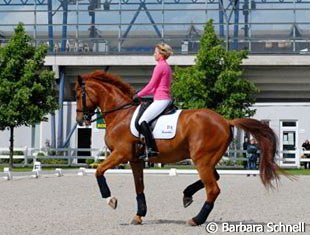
[0,0,310,54]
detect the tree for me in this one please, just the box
[172,20,259,119]
[0,23,58,169]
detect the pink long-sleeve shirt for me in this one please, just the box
[137,58,172,100]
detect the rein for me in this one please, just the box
[87,102,134,123]
[77,77,136,123]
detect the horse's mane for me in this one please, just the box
[83,70,135,97]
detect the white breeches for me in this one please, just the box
[138,100,171,124]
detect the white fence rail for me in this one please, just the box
[0,147,110,167]
[0,147,309,168]
[0,167,263,182]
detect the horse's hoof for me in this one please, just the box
[183,196,193,208]
[187,218,198,226]
[106,196,118,209]
[131,215,143,225]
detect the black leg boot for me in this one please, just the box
[139,121,158,159]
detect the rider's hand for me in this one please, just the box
[132,94,141,104]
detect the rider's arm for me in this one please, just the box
[137,63,162,97]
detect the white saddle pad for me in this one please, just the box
[130,105,182,139]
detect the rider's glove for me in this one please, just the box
[132,94,141,104]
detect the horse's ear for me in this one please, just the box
[77,75,83,86]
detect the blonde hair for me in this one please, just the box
[156,43,173,59]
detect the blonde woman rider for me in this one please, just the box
[133,43,173,158]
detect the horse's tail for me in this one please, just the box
[228,118,280,189]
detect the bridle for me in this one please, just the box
[76,77,135,123]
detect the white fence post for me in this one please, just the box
[32,161,41,178]
[3,167,13,180]
[23,146,28,167]
[169,168,177,176]
[55,168,63,177]
[68,146,71,166]
[297,148,302,169]
[78,167,86,176]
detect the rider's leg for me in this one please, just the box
[138,99,171,158]
[140,121,158,157]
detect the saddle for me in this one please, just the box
[134,96,177,132]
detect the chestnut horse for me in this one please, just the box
[75,70,280,226]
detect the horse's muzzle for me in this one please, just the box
[76,117,92,127]
[76,110,93,126]
[76,117,84,126]
[76,120,91,126]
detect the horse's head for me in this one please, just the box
[75,75,98,126]
[75,70,136,126]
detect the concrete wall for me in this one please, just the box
[48,55,310,102]
[252,102,310,149]
[0,102,106,151]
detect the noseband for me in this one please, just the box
[76,77,135,123]
[76,78,96,122]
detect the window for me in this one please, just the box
[282,121,296,127]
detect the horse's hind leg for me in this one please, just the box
[187,163,221,226]
[183,169,220,208]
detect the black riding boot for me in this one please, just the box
[139,121,158,159]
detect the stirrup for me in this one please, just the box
[138,148,159,161]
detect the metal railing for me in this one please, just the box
[1,0,310,54]
[1,147,309,168]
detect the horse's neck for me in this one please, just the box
[96,83,133,125]
[102,105,135,134]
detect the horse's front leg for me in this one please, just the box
[130,159,147,225]
[95,151,126,209]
